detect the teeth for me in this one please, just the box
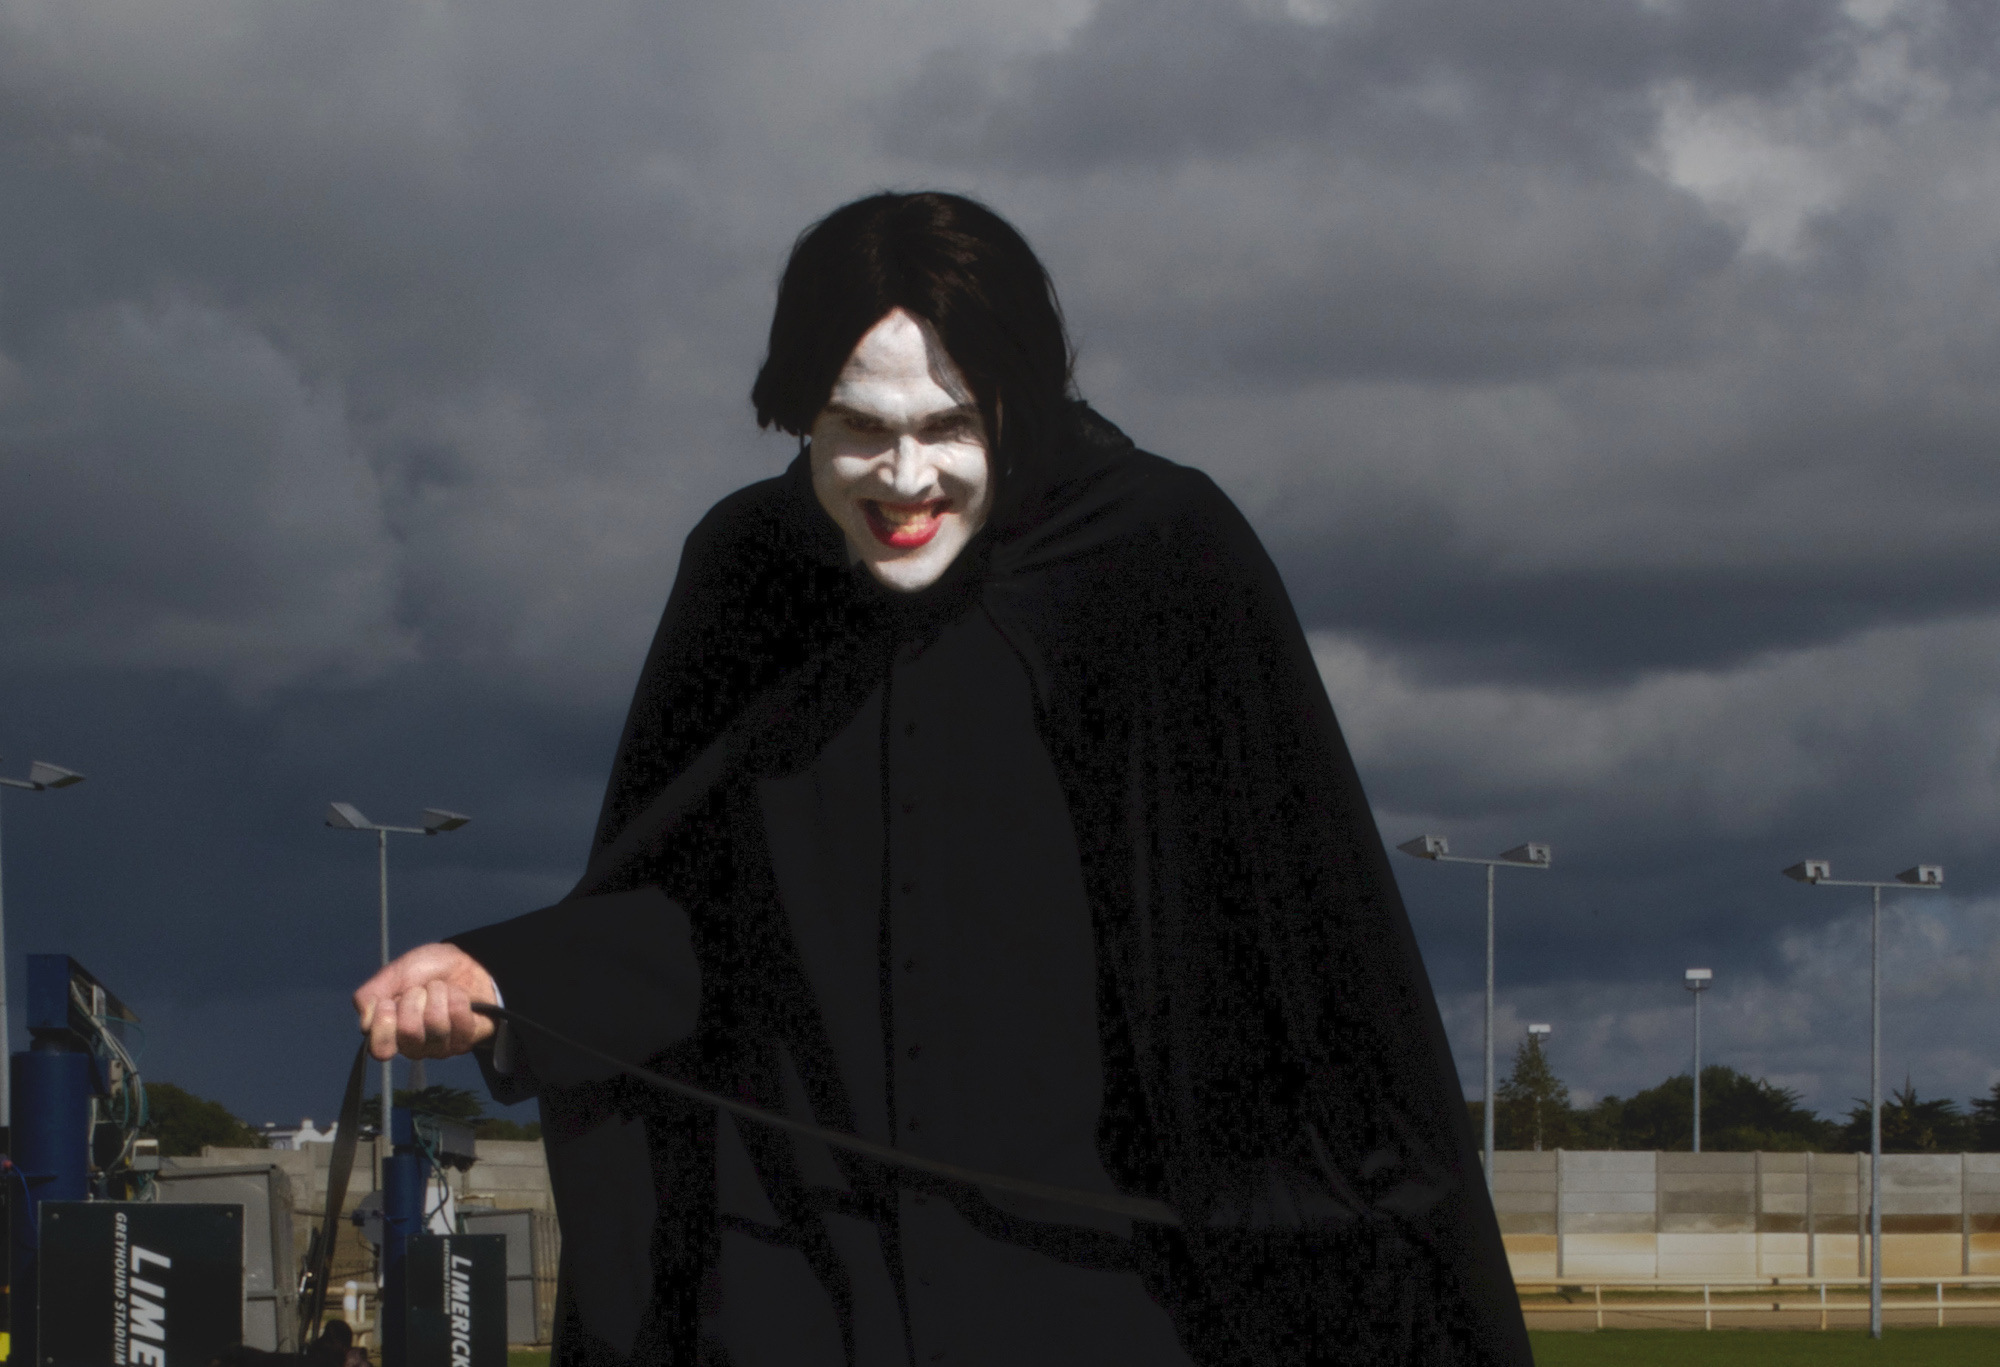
[877,502,939,526]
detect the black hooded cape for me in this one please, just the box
[451,410,1530,1366]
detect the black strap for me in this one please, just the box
[473,1003,1181,1227]
[298,1041,371,1347]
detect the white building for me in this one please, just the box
[261,1117,337,1150]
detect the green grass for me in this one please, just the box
[1530,1328,2000,1365]
[510,1332,2000,1366]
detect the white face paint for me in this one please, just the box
[809,308,992,593]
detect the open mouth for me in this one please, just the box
[862,499,950,549]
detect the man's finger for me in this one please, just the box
[446,984,486,1055]
[395,985,432,1058]
[368,998,401,1062]
[422,981,453,1057]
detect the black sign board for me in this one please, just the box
[401,1235,505,1367]
[37,1202,242,1367]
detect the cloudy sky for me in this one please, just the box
[3,0,1998,1134]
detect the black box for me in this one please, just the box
[401,1234,505,1367]
[37,1202,242,1367]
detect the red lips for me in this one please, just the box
[863,499,949,548]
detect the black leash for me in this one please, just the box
[298,1040,371,1348]
[471,1002,1181,1227]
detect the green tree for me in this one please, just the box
[1495,1034,1570,1151]
[1569,1067,1834,1152]
[365,1084,540,1141]
[1971,1080,2000,1150]
[1839,1079,1974,1153]
[142,1082,268,1157]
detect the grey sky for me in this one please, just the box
[1,0,1995,1128]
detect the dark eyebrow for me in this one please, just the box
[822,403,888,425]
[822,403,980,426]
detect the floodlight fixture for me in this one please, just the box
[1526,1023,1551,1037]
[0,756,87,1126]
[1684,967,1712,986]
[1782,856,1944,1337]
[326,802,373,831]
[26,762,84,789]
[422,808,470,834]
[0,759,87,793]
[1394,832,1552,1182]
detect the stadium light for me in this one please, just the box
[1683,969,1712,1153]
[1525,1024,1553,1152]
[1397,834,1552,1181]
[327,802,471,1154]
[1782,859,1942,1338]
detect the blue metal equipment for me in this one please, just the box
[7,954,145,1363]
[379,1111,427,1367]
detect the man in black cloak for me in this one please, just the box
[356,191,1531,1366]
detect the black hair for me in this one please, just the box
[751,191,1080,527]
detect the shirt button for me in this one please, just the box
[901,800,915,815]
[900,880,915,895]
[904,721,917,737]
[908,1118,921,1132]
[903,958,916,974]
[907,1044,922,1060]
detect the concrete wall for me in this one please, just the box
[461,1139,556,1213]
[183,1136,555,1284]
[187,1137,555,1210]
[1495,1151,2000,1281]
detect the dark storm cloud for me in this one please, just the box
[878,0,2000,694]
[2,0,1997,1125]
[887,0,1851,174]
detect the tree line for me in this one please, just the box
[1472,1034,2000,1153]
[136,1081,539,1156]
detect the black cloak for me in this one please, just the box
[452,409,1530,1366]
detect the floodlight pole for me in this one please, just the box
[377,828,391,1150]
[0,760,86,1129]
[1783,859,1942,1339]
[1397,835,1551,1183]
[1684,969,1712,1153]
[1526,1024,1552,1152]
[327,803,470,1179]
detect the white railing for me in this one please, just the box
[1515,1275,2000,1330]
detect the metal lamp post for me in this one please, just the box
[0,760,86,1128]
[1783,858,1943,1339]
[326,803,470,1155]
[1526,1023,1552,1152]
[1684,968,1711,1153]
[1396,834,1551,1181]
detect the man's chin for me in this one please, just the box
[861,537,966,592]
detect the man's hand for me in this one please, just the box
[354,942,499,1062]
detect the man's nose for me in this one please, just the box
[884,436,936,499]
